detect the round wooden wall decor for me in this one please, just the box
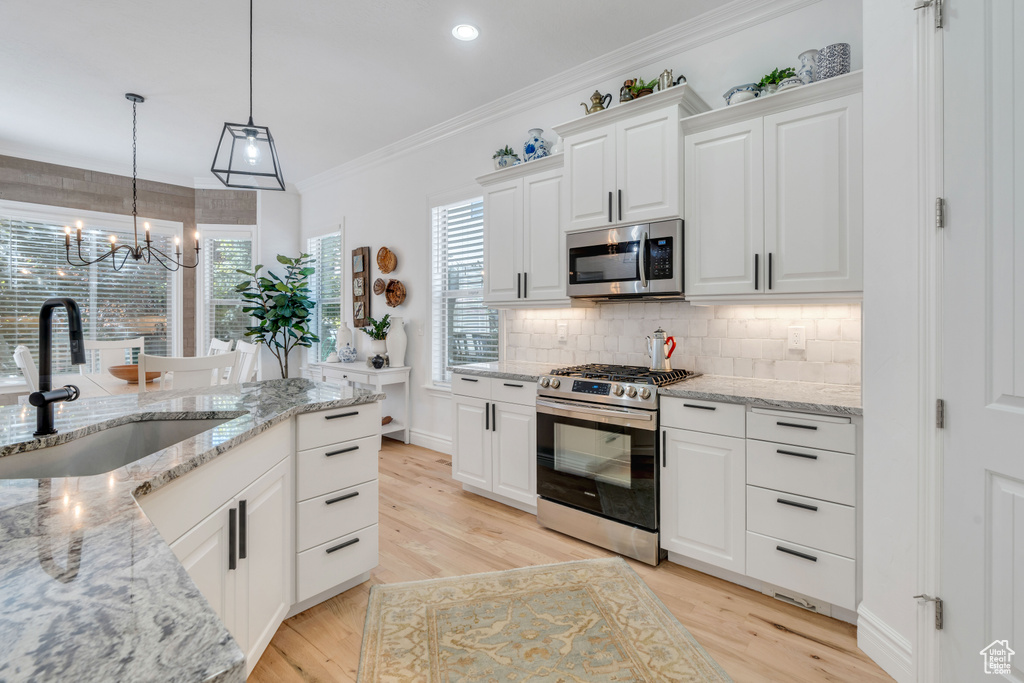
[373,278,386,295]
[376,247,397,274]
[385,279,406,307]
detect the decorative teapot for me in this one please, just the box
[581,90,612,115]
[645,327,677,372]
[658,69,674,91]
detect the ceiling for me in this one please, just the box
[0,0,721,188]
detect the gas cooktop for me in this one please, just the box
[549,363,698,387]
[538,363,699,409]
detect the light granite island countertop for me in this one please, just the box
[0,378,384,683]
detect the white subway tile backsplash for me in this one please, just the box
[816,319,841,341]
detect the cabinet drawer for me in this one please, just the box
[746,531,856,610]
[660,397,745,438]
[297,480,378,552]
[296,524,379,602]
[746,438,855,505]
[296,434,379,501]
[296,402,380,451]
[747,409,855,453]
[452,374,491,399]
[746,485,855,558]
[490,379,536,406]
[321,367,369,385]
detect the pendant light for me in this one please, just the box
[210,0,285,191]
[65,93,200,271]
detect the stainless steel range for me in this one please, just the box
[535,363,699,565]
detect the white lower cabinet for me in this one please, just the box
[171,498,237,635]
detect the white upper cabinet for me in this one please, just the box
[565,125,617,231]
[617,107,680,224]
[482,180,523,304]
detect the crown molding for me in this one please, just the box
[0,141,196,189]
[295,0,822,194]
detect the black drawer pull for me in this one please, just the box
[326,491,359,505]
[776,545,817,562]
[777,498,818,512]
[325,411,359,420]
[326,445,359,457]
[777,449,818,460]
[326,537,360,554]
[228,507,237,571]
[503,383,524,388]
[460,377,479,382]
[238,499,247,559]
[776,421,818,430]
[683,403,717,411]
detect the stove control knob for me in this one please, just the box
[639,387,652,400]
[611,384,625,397]
[625,386,638,398]
[550,378,560,389]
[539,377,550,388]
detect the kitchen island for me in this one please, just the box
[0,378,384,683]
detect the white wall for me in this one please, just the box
[256,190,302,379]
[298,0,863,451]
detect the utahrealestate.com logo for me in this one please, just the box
[980,640,1015,675]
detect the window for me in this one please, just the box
[307,232,342,362]
[431,197,499,384]
[199,228,254,355]
[0,205,181,381]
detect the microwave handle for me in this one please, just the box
[638,232,648,288]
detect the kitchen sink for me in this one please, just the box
[0,418,231,480]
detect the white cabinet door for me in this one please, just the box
[660,427,746,573]
[452,396,491,489]
[491,401,537,506]
[523,169,565,301]
[565,123,617,231]
[170,499,237,640]
[236,458,292,671]
[684,118,765,297]
[617,106,680,224]
[763,94,863,293]
[483,180,524,303]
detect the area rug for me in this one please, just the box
[357,557,732,682]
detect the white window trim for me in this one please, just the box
[194,224,258,371]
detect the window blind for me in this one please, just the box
[431,197,498,384]
[201,235,253,354]
[0,217,176,379]
[307,232,342,362]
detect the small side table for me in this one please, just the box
[311,362,411,444]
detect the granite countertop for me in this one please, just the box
[659,375,861,416]
[0,378,384,683]
[450,361,560,383]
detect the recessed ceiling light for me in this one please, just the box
[452,24,479,41]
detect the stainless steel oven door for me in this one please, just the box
[536,397,658,531]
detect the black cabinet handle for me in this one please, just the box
[238,499,247,560]
[754,253,759,290]
[325,411,358,420]
[768,252,774,289]
[683,403,717,411]
[776,421,818,431]
[618,189,622,221]
[777,545,817,562]
[326,491,359,505]
[228,507,237,571]
[608,191,613,222]
[503,383,523,388]
[326,445,359,457]
[662,430,667,467]
[777,448,818,460]
[523,272,528,297]
[460,377,479,382]
[326,537,360,554]
[517,272,522,299]
[485,402,489,431]
[491,403,496,432]
[777,498,818,512]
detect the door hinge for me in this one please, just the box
[936,398,945,428]
[914,594,944,629]
[914,0,943,29]
[935,197,945,228]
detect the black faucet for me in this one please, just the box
[27,298,86,437]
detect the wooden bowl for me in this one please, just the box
[384,279,406,307]
[108,364,160,384]
[373,278,386,295]
[376,247,397,274]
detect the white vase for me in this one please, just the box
[370,339,387,357]
[797,49,819,84]
[386,317,407,367]
[336,321,354,354]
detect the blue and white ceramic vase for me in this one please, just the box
[817,43,851,80]
[494,154,518,169]
[523,128,550,161]
[797,49,819,84]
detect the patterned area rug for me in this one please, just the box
[357,557,732,682]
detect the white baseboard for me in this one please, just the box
[857,604,915,683]
[410,428,451,455]
[286,571,371,618]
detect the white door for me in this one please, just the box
[452,396,492,490]
[684,119,765,297]
[236,458,292,671]
[941,2,1024,680]
[660,427,746,573]
[483,180,523,303]
[491,401,537,506]
[564,124,617,231]
[523,168,566,302]
[764,95,863,294]
[617,106,680,224]
[169,499,237,638]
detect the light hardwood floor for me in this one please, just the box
[250,438,892,682]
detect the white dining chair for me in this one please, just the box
[207,338,233,355]
[234,340,259,382]
[13,345,39,392]
[138,351,241,392]
[80,337,145,375]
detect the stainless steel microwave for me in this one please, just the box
[566,219,683,299]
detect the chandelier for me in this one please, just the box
[65,93,200,271]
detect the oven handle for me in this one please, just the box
[536,398,656,428]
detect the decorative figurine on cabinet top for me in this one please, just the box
[522,128,550,161]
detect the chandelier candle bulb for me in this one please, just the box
[64,227,70,248]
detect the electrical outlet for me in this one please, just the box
[557,322,568,342]
[788,326,806,350]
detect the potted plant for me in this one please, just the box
[757,67,796,95]
[235,254,319,379]
[630,77,660,98]
[361,314,391,362]
[492,145,520,169]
